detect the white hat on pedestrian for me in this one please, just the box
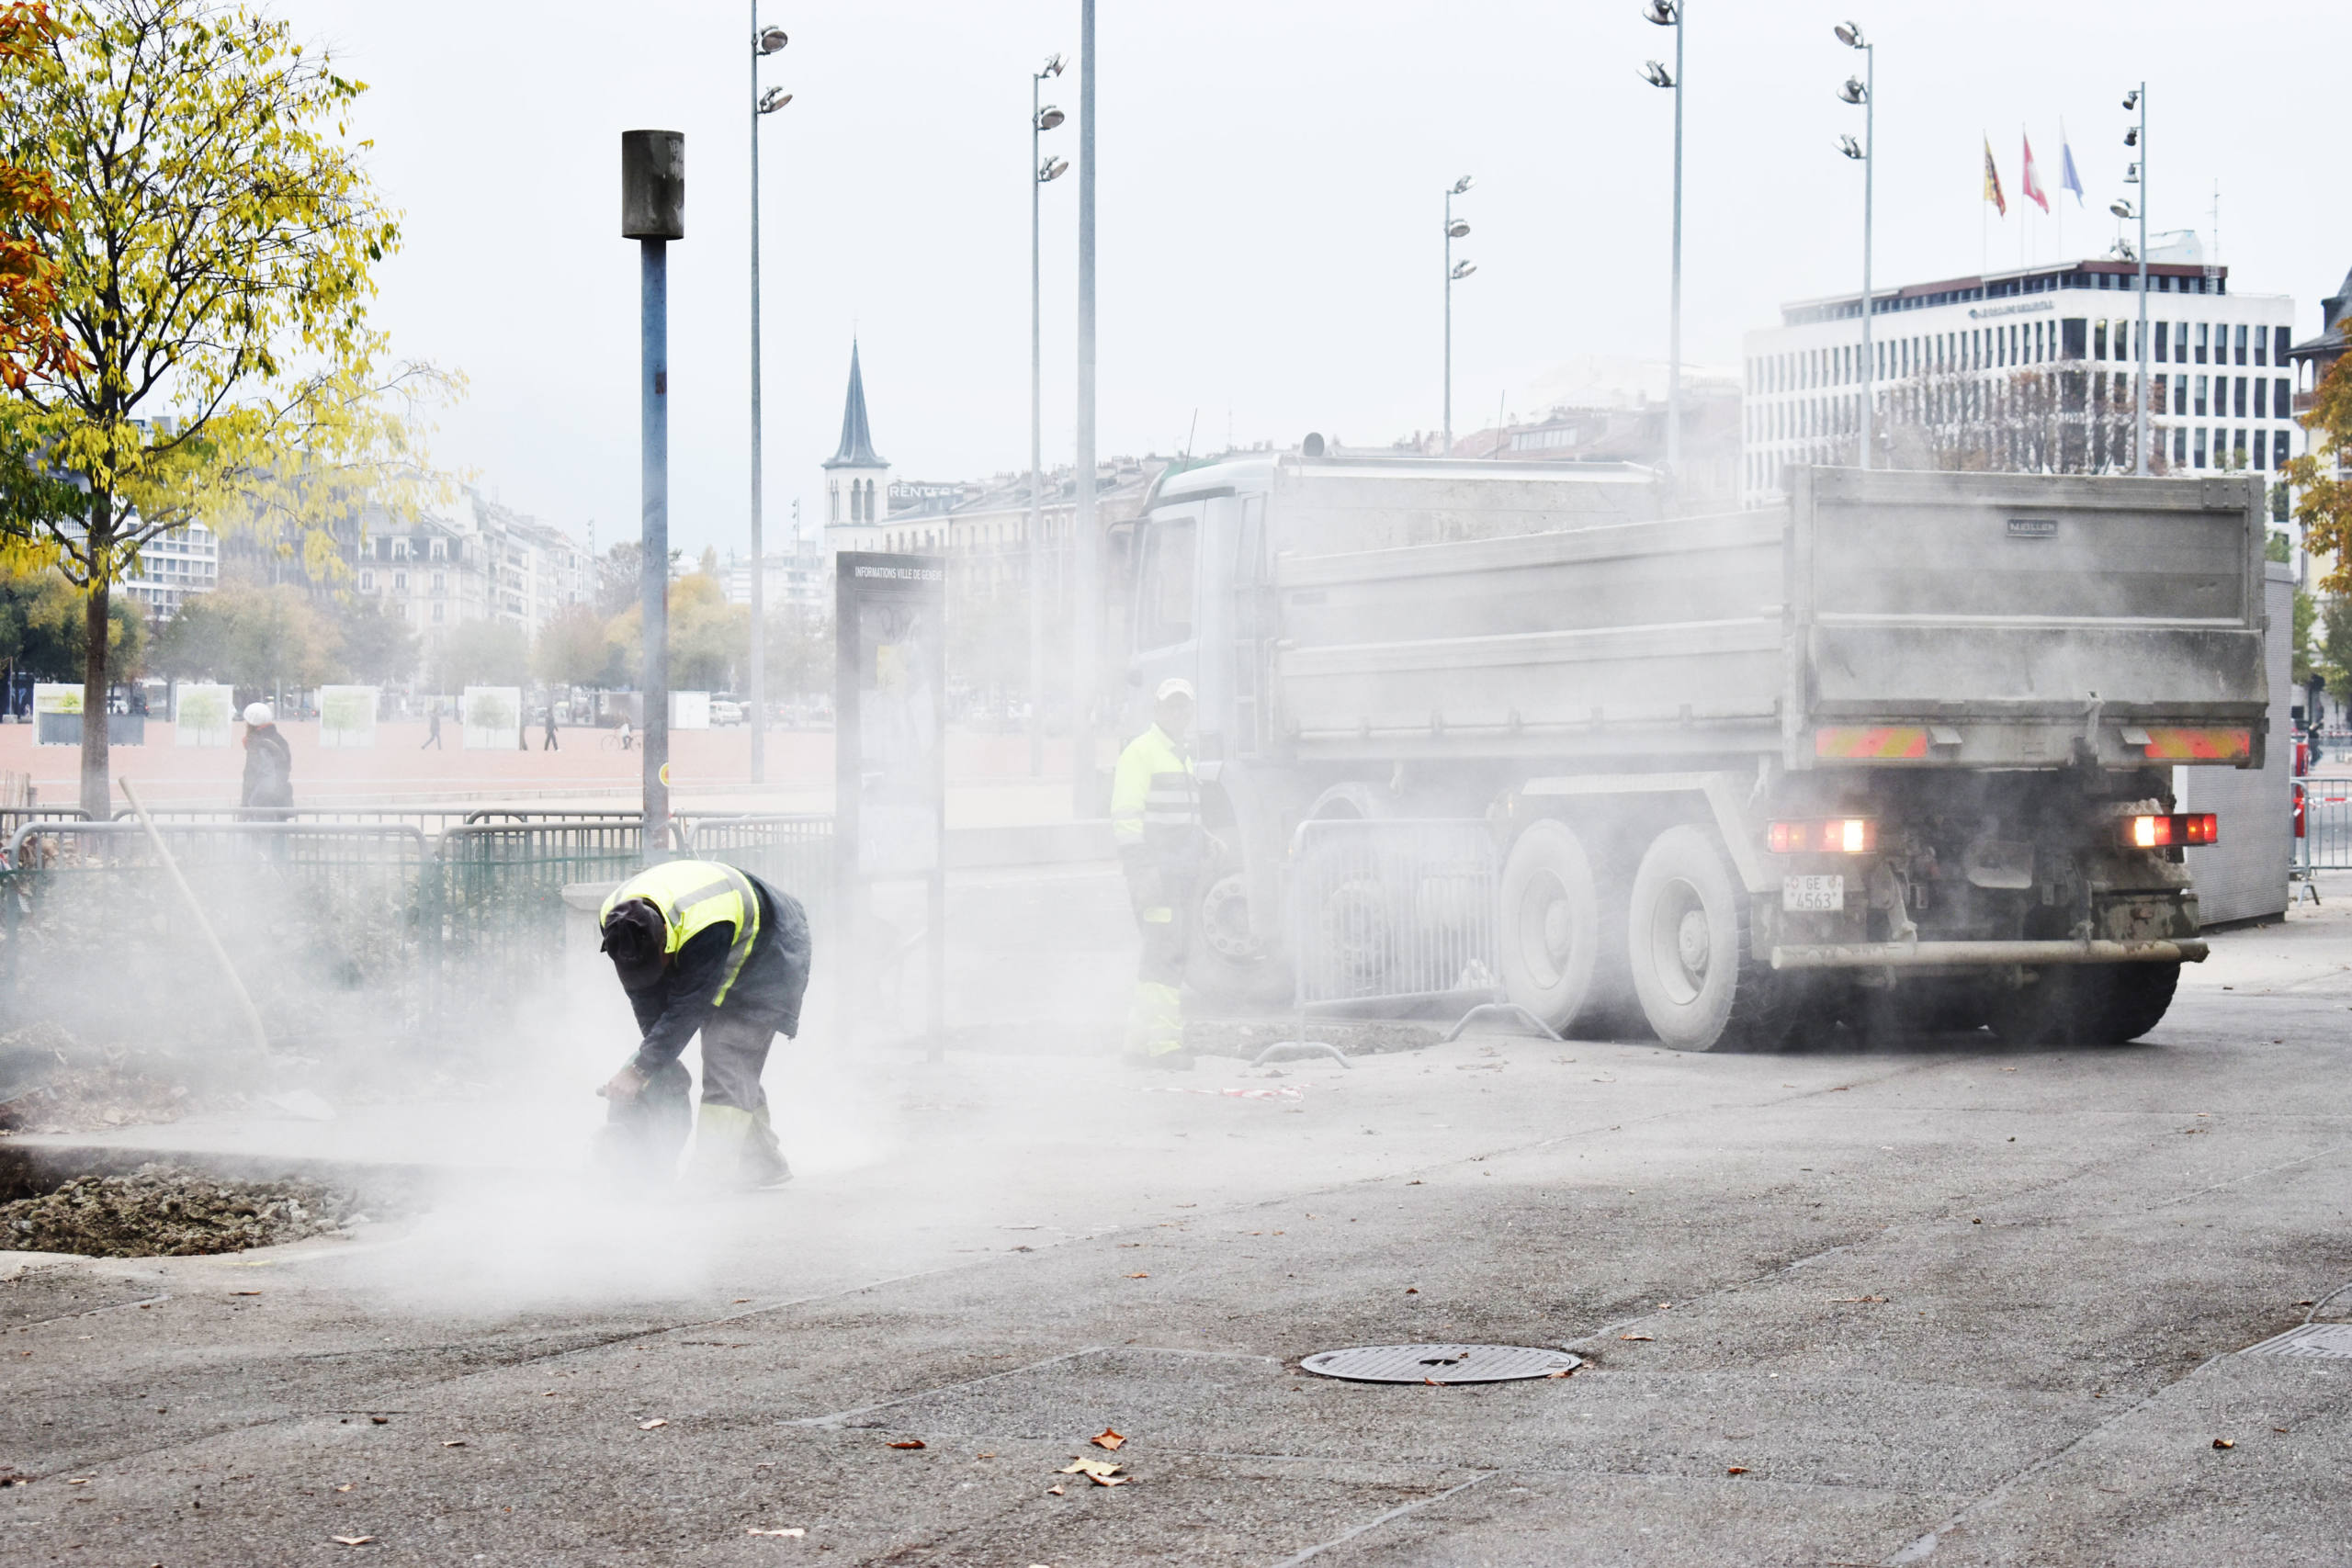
[243,703,274,726]
[1154,677,1195,705]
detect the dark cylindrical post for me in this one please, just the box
[1070,0,1098,817]
[623,130,684,858]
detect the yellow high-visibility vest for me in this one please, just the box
[1111,724,1198,851]
[601,860,763,1003]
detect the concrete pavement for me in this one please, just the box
[6,880,2352,1563]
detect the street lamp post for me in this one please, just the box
[1442,176,1473,454]
[1028,55,1068,777]
[749,16,790,785]
[1641,1,1682,484]
[2124,85,2149,475]
[1071,0,1099,817]
[1836,21,1873,470]
[622,129,684,856]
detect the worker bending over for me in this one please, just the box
[595,859,811,1188]
[1111,677,1204,1068]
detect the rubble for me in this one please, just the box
[0,1162,358,1257]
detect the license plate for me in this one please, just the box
[1782,874,1845,912]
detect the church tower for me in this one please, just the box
[821,342,891,551]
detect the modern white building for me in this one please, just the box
[1741,254,2299,508]
[119,521,218,619]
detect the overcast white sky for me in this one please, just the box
[281,0,2346,560]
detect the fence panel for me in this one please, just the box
[1285,818,1500,1011]
[681,815,833,930]
[2301,784,2352,872]
[428,821,650,1007]
[0,821,431,1042]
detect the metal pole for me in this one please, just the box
[642,237,671,852]
[1028,67,1046,776]
[1859,41,1874,471]
[1071,0,1099,817]
[2134,84,2150,476]
[1443,185,1453,455]
[748,4,767,784]
[1665,4,1683,487]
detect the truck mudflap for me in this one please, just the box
[1770,938,2208,971]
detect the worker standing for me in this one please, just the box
[1110,677,1203,1069]
[594,858,811,1188]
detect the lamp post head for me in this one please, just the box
[2124,162,2140,184]
[1036,105,1065,130]
[2112,240,2138,261]
[1038,156,1069,184]
[620,129,684,241]
[1834,20,1867,48]
[1451,259,1476,280]
[1446,219,1470,238]
[2123,126,2138,146]
[2122,88,2140,110]
[1041,52,1066,78]
[1642,0,1679,24]
[1450,174,1474,196]
[1641,60,1675,89]
[2109,198,2135,220]
[1838,77,1868,106]
[756,86,792,115]
[754,25,788,55]
[1838,133,1864,161]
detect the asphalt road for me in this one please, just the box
[6,875,2352,1565]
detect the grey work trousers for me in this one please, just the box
[596,1010,786,1185]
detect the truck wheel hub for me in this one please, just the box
[1675,908,1711,977]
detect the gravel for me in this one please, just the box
[0,1162,357,1258]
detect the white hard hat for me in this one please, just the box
[243,703,274,726]
[1154,677,1195,704]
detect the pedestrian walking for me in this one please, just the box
[594,859,812,1188]
[1110,677,1204,1069]
[240,703,293,820]
[422,707,443,750]
[618,718,634,751]
[543,707,560,750]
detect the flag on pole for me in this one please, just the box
[2020,131,2050,214]
[2059,129,2085,205]
[1983,136,2007,216]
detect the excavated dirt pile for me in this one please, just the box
[0,1163,357,1258]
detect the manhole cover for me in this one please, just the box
[2244,1324,2352,1359]
[1300,1344,1581,1384]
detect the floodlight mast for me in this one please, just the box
[1027,51,1068,775]
[1443,175,1474,453]
[1836,20,1874,470]
[2126,85,2150,475]
[1641,0,1684,491]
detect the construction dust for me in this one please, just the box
[0,1163,358,1258]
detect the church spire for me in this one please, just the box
[823,340,887,468]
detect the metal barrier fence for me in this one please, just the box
[2301,784,2352,871]
[1286,818,1501,1011]
[0,814,833,1041]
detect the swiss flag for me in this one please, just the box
[2020,132,2051,214]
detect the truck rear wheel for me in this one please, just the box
[1988,963,2178,1045]
[1626,824,1795,1052]
[1498,819,1610,1033]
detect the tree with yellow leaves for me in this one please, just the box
[0,0,452,812]
[2290,348,2352,598]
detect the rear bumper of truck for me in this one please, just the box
[1769,938,2208,971]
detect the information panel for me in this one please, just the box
[461,686,522,750]
[318,685,379,749]
[174,684,234,747]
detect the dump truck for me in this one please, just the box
[1110,457,2268,1050]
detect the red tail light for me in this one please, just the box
[2295,783,2307,840]
[2123,813,2217,849]
[1767,818,1878,854]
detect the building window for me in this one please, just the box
[2194,428,2208,468]
[392,571,408,591]
[2173,427,2187,466]
[359,570,375,592]
[2094,321,2108,360]
[362,537,378,559]
[2255,430,2267,469]
[2276,327,2292,366]
[2234,324,2247,366]
[2255,378,2267,418]
[2195,323,2208,365]
[2277,378,2291,419]
[2254,329,2267,368]
[2194,376,2209,417]
[391,539,410,560]
[433,572,447,597]
[2232,377,2245,419]
[2235,429,2248,466]
[2173,378,2187,415]
[430,539,447,561]
[432,603,444,624]
[2155,321,2168,363]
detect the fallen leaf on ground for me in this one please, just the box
[1091,1428,1126,1450]
[1089,1472,1131,1487]
[1726,1466,1749,1475]
[638,1419,667,1430]
[1619,1333,1654,1342]
[976,1451,996,1459]
[2212,1438,2235,1449]
[1059,1458,1122,1477]
[747,1528,806,1537]
[1405,1287,1419,1294]
[231,1291,262,1296]
[1046,1484,1066,1495]
[65,1478,91,1485]
[441,1440,467,1448]
[331,1537,375,1547]
[1125,1272,1149,1280]
[888,1439,925,1450]
[334,1484,354,1493]
[368,1417,389,1426]
[1830,1295,1889,1303]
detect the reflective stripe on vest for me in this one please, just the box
[601,860,763,1005]
[1142,769,1199,850]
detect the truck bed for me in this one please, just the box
[1270,467,2268,771]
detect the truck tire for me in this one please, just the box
[1626,824,1795,1052]
[1499,819,1607,1033]
[1986,963,2178,1045]
[1186,867,1294,1010]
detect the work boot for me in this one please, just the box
[742,1143,793,1190]
[1146,1049,1196,1072]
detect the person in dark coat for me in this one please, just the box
[422,707,443,749]
[240,703,293,819]
[594,860,811,1188]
